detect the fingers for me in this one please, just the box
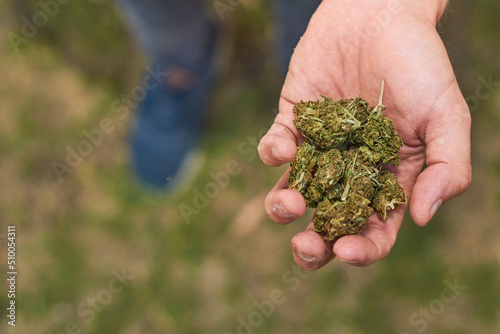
[410,162,471,226]
[292,205,406,270]
[291,223,335,271]
[410,91,472,226]
[333,206,405,266]
[258,111,300,167]
[265,170,306,224]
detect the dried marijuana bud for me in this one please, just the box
[314,195,373,241]
[362,108,404,165]
[289,141,320,207]
[293,96,370,149]
[341,147,380,201]
[373,170,407,221]
[289,82,407,241]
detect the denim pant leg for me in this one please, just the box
[114,0,216,72]
[115,0,320,73]
[271,0,322,71]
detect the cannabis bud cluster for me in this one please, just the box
[289,86,407,241]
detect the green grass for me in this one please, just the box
[2,1,500,333]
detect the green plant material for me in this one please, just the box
[341,147,380,201]
[373,170,407,221]
[314,195,373,241]
[362,108,404,165]
[289,82,407,241]
[293,96,371,149]
[315,148,344,191]
[289,141,320,207]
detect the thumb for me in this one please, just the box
[410,93,472,226]
[258,99,301,167]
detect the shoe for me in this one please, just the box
[130,84,202,191]
[130,31,218,191]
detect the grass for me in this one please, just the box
[1,1,500,333]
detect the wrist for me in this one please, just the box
[405,0,448,25]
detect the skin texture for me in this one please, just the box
[258,0,471,270]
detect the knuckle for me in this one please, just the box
[457,168,472,193]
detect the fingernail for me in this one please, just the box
[430,199,443,220]
[274,202,294,218]
[271,147,283,161]
[295,248,317,263]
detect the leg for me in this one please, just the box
[114,0,217,189]
[115,0,216,71]
[271,0,322,72]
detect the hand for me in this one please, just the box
[258,0,471,270]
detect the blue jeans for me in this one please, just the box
[114,0,321,73]
[115,0,321,189]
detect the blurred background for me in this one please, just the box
[1,0,499,333]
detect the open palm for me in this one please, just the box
[259,0,471,269]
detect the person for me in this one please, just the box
[258,0,471,270]
[114,0,322,189]
[117,0,471,270]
